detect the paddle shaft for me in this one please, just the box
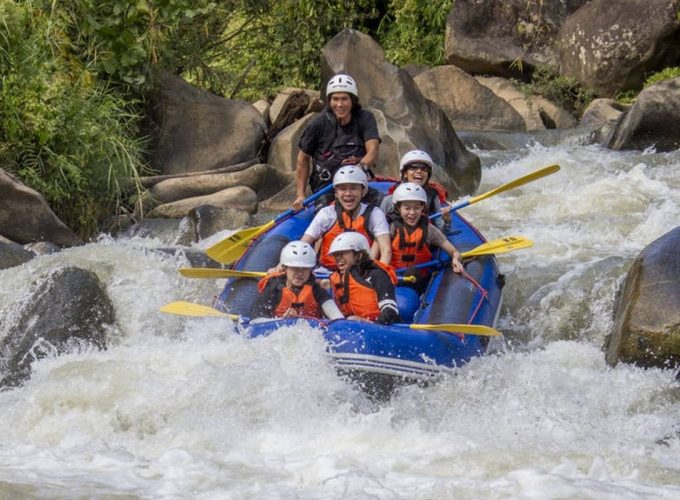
[430,164,560,221]
[205,183,335,264]
[396,235,533,273]
[160,301,501,336]
[273,182,334,223]
[182,236,532,279]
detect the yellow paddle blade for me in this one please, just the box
[468,164,560,205]
[205,220,275,264]
[461,235,533,258]
[409,323,502,336]
[178,268,267,279]
[160,301,240,319]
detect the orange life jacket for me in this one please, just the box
[329,260,397,320]
[319,203,375,269]
[257,272,323,318]
[390,217,433,272]
[426,182,448,204]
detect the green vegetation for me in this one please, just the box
[519,66,595,118]
[377,0,452,68]
[643,66,680,87]
[0,1,147,237]
[7,0,675,239]
[1,0,453,238]
[616,67,680,103]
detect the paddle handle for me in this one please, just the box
[274,183,334,223]
[429,198,470,221]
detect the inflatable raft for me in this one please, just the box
[213,180,504,398]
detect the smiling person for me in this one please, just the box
[328,232,401,324]
[301,166,391,270]
[389,183,463,293]
[380,150,451,231]
[292,74,380,210]
[253,241,344,320]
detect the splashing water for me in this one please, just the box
[0,134,679,498]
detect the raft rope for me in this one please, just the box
[461,265,489,325]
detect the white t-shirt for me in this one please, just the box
[304,203,390,240]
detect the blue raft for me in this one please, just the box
[215,181,504,397]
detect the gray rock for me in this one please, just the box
[188,205,252,242]
[445,0,588,78]
[0,267,114,388]
[252,99,271,126]
[414,65,526,131]
[147,164,292,206]
[0,168,81,246]
[148,186,258,218]
[605,227,680,369]
[580,98,630,144]
[145,72,267,175]
[267,114,317,174]
[557,0,680,97]
[476,77,578,130]
[0,241,34,270]
[607,77,680,152]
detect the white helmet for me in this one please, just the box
[333,165,368,188]
[392,182,428,204]
[326,74,358,98]
[399,149,434,174]
[280,241,317,268]
[328,232,370,255]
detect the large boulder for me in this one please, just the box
[0,267,114,387]
[148,186,258,218]
[605,227,680,369]
[476,77,577,130]
[145,164,292,206]
[445,0,588,78]
[321,29,480,196]
[606,77,680,152]
[557,0,680,97]
[267,113,317,173]
[0,168,81,247]
[268,88,322,138]
[145,72,266,175]
[580,98,630,145]
[414,65,526,132]
[0,238,34,270]
[187,205,252,242]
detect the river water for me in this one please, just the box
[0,130,679,498]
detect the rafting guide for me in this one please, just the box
[292,73,380,211]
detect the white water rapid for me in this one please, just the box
[0,131,679,498]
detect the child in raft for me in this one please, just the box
[301,165,392,271]
[252,241,344,320]
[327,232,401,324]
[380,149,452,231]
[388,182,463,292]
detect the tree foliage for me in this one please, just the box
[0,1,146,237]
[1,0,456,237]
[377,0,452,68]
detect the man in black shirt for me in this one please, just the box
[292,74,380,210]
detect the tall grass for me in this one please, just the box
[0,1,147,238]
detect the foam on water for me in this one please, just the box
[0,137,679,498]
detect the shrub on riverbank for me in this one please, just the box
[0,1,146,238]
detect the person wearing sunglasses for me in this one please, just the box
[380,150,452,232]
